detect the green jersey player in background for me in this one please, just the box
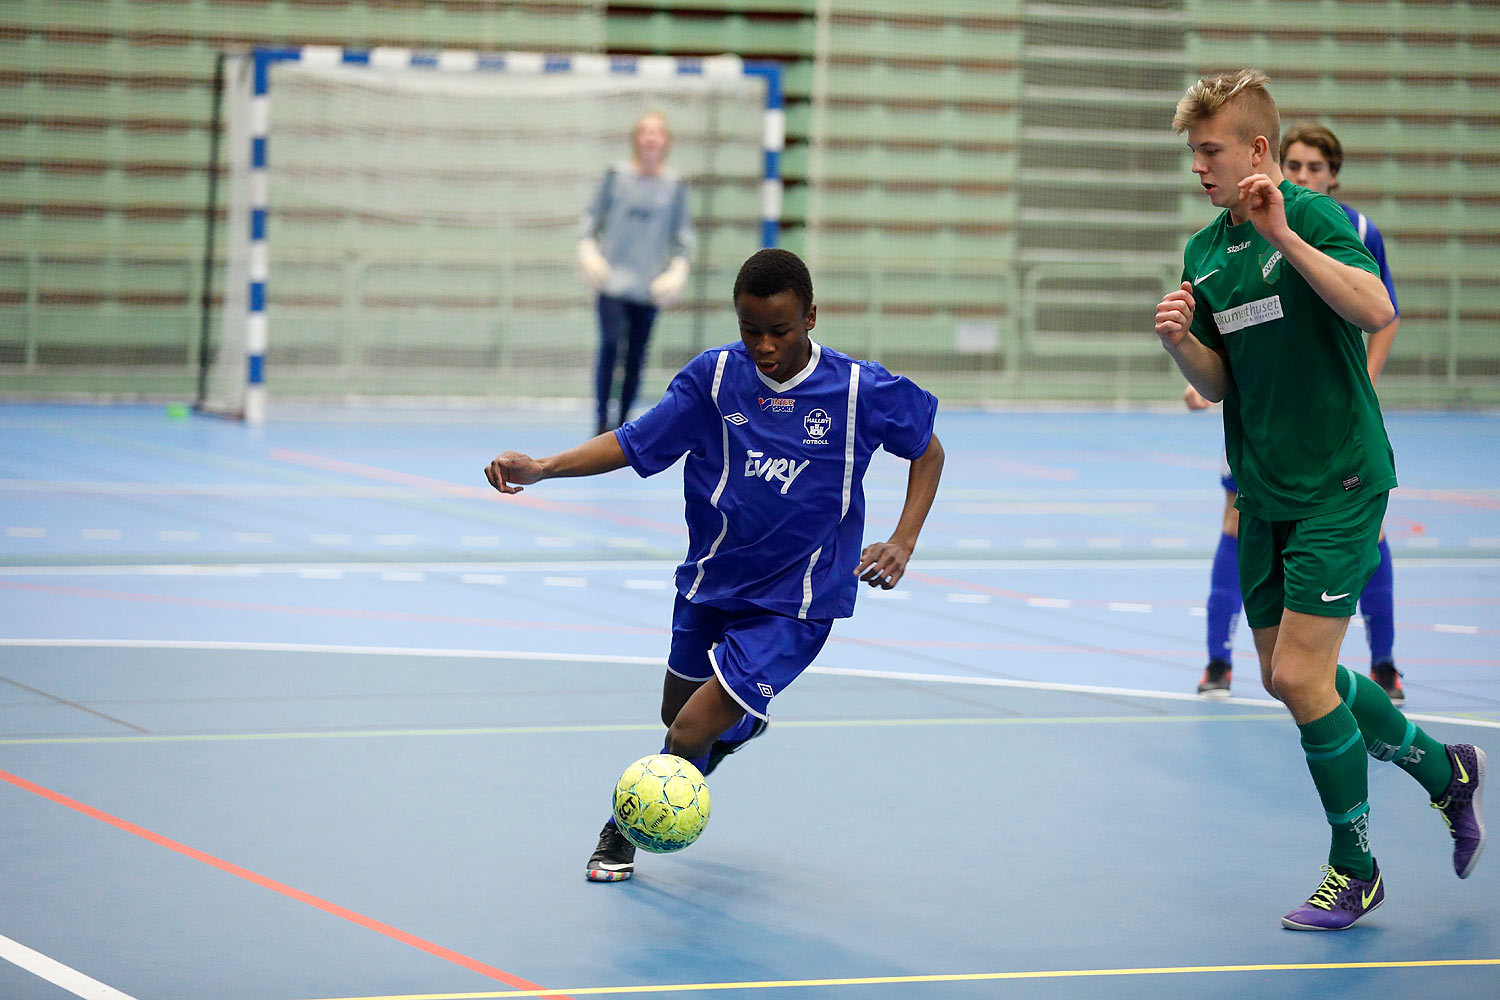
[1153,69,1484,930]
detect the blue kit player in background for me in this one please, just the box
[484,248,945,882]
[1187,121,1403,703]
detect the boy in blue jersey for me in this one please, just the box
[484,248,945,882]
[1187,122,1403,704]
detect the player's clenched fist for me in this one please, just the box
[1155,282,1196,349]
[1236,172,1289,241]
[485,451,544,494]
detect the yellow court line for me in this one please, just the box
[0,713,1290,747]
[302,958,1500,1000]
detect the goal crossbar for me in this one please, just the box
[225,46,783,425]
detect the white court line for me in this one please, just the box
[374,535,419,547]
[460,573,506,585]
[0,931,139,999]
[3,557,1500,576]
[2,637,1497,731]
[0,637,665,666]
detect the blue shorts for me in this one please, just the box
[667,594,832,720]
[1220,449,1236,494]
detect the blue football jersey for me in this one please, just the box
[616,340,938,620]
[1341,203,1398,316]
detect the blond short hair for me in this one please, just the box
[1173,69,1280,150]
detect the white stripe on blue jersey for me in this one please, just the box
[685,349,732,601]
[1340,201,1397,316]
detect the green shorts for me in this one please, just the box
[1237,491,1389,630]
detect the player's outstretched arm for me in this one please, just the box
[1155,282,1230,402]
[1236,173,1395,334]
[855,433,944,590]
[484,431,629,495]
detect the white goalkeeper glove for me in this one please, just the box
[649,256,690,307]
[578,238,611,290]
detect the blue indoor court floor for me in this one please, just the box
[0,402,1496,1000]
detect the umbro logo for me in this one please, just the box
[724,412,748,425]
[757,682,774,698]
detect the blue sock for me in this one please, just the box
[1206,531,1242,663]
[717,714,756,745]
[1360,538,1394,667]
[658,739,710,774]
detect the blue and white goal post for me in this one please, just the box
[205,47,784,425]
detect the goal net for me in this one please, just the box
[204,49,777,423]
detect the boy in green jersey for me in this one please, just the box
[1154,69,1485,930]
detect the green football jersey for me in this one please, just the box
[1184,179,1396,520]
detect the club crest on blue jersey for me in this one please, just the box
[758,396,795,413]
[802,408,832,446]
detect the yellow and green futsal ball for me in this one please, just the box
[612,753,711,853]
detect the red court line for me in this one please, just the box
[982,457,1078,481]
[0,767,573,999]
[904,570,1037,601]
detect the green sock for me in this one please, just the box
[1299,703,1373,879]
[1335,664,1453,798]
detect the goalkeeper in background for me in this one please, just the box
[578,110,694,435]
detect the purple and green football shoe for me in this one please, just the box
[1282,862,1384,931]
[1432,744,1486,878]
